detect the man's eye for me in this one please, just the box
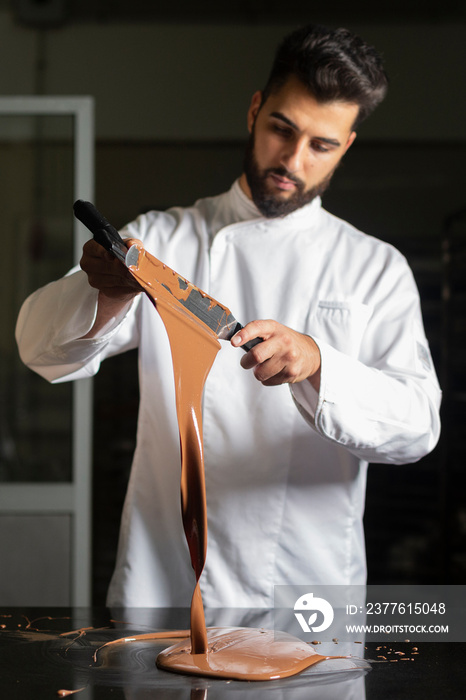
[311,141,329,153]
[273,124,292,137]
[311,141,331,153]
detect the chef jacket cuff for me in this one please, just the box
[54,270,132,342]
[56,300,134,361]
[36,271,134,370]
[290,380,319,423]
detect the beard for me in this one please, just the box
[242,130,336,219]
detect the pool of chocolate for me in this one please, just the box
[0,607,463,700]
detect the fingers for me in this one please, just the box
[244,338,299,385]
[80,239,141,298]
[231,319,271,352]
[232,320,321,386]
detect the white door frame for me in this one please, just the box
[0,96,94,606]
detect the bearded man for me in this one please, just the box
[16,24,440,609]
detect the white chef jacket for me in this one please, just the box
[16,180,441,608]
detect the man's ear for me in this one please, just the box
[247,91,263,133]
[344,131,357,153]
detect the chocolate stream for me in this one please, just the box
[128,248,221,655]
[94,243,347,679]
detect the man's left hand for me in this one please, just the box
[231,320,321,390]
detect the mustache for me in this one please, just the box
[266,167,305,189]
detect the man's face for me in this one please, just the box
[240,75,359,218]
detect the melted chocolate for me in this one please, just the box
[128,246,221,655]
[57,690,85,697]
[122,244,335,679]
[156,627,330,680]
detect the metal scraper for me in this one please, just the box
[73,199,261,352]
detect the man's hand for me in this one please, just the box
[231,320,321,391]
[79,238,142,338]
[80,238,142,302]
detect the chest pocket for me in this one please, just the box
[307,300,373,358]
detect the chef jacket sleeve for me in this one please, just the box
[15,268,140,383]
[290,255,441,466]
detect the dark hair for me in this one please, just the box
[262,24,388,128]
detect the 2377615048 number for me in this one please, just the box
[366,602,446,615]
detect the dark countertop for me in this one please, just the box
[0,608,464,700]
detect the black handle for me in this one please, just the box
[73,200,128,262]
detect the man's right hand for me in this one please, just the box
[79,238,142,338]
[80,238,142,302]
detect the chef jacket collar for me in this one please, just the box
[229,178,322,230]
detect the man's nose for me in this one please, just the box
[280,137,307,173]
